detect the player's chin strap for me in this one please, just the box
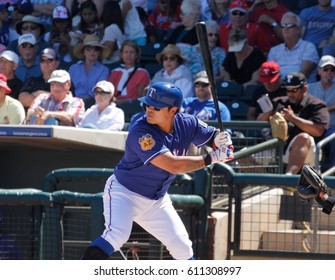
[81,237,114,260]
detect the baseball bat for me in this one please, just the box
[195,21,223,131]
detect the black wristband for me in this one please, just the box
[202,154,212,166]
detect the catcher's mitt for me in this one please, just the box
[269,112,288,141]
[296,164,334,215]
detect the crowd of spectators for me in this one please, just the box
[0,0,334,175]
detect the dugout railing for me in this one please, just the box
[211,163,335,260]
[0,168,211,260]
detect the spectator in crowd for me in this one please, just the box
[164,0,201,46]
[247,61,286,120]
[108,40,150,103]
[182,20,225,81]
[119,0,147,46]
[152,44,193,98]
[0,73,25,125]
[136,6,158,44]
[72,0,104,40]
[249,0,290,49]
[218,0,270,54]
[66,0,107,21]
[0,50,23,100]
[15,33,42,81]
[148,0,182,31]
[79,80,125,131]
[299,0,335,53]
[202,0,231,25]
[26,69,85,126]
[69,34,110,109]
[0,3,11,48]
[181,70,231,121]
[257,72,329,174]
[222,28,266,88]
[44,6,73,64]
[8,0,34,42]
[30,0,65,29]
[8,15,49,54]
[18,48,60,111]
[308,55,335,169]
[267,11,320,83]
[100,1,125,65]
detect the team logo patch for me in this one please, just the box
[139,134,155,151]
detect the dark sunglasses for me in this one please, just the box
[286,87,302,93]
[85,46,101,52]
[195,82,210,88]
[231,11,246,16]
[280,23,297,29]
[94,90,110,95]
[208,33,218,38]
[40,58,54,64]
[143,103,161,111]
[22,25,38,31]
[322,66,335,72]
[163,56,177,62]
[21,43,35,49]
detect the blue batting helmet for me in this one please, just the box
[138,82,183,108]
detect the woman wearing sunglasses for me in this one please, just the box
[151,44,194,98]
[78,80,125,131]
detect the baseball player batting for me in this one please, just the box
[81,82,234,260]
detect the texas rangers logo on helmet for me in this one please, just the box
[139,134,155,151]
[148,86,156,98]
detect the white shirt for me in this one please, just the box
[79,103,125,131]
[120,0,146,40]
[101,24,125,64]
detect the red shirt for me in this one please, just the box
[148,5,182,30]
[250,4,290,48]
[219,23,271,53]
[108,67,150,101]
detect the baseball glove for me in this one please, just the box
[269,112,288,141]
[296,164,334,215]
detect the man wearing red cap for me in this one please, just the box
[247,61,286,120]
[0,73,25,124]
[218,0,270,54]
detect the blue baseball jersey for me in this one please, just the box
[113,112,216,199]
[181,98,231,121]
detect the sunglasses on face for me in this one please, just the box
[21,43,35,49]
[22,25,38,31]
[322,66,335,72]
[85,46,101,52]
[40,58,54,64]
[195,82,210,88]
[94,90,110,95]
[286,87,302,93]
[163,56,177,62]
[231,11,246,16]
[208,33,218,38]
[280,23,297,29]
[143,103,161,111]
[50,81,66,86]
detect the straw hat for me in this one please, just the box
[155,44,186,64]
[73,34,111,60]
